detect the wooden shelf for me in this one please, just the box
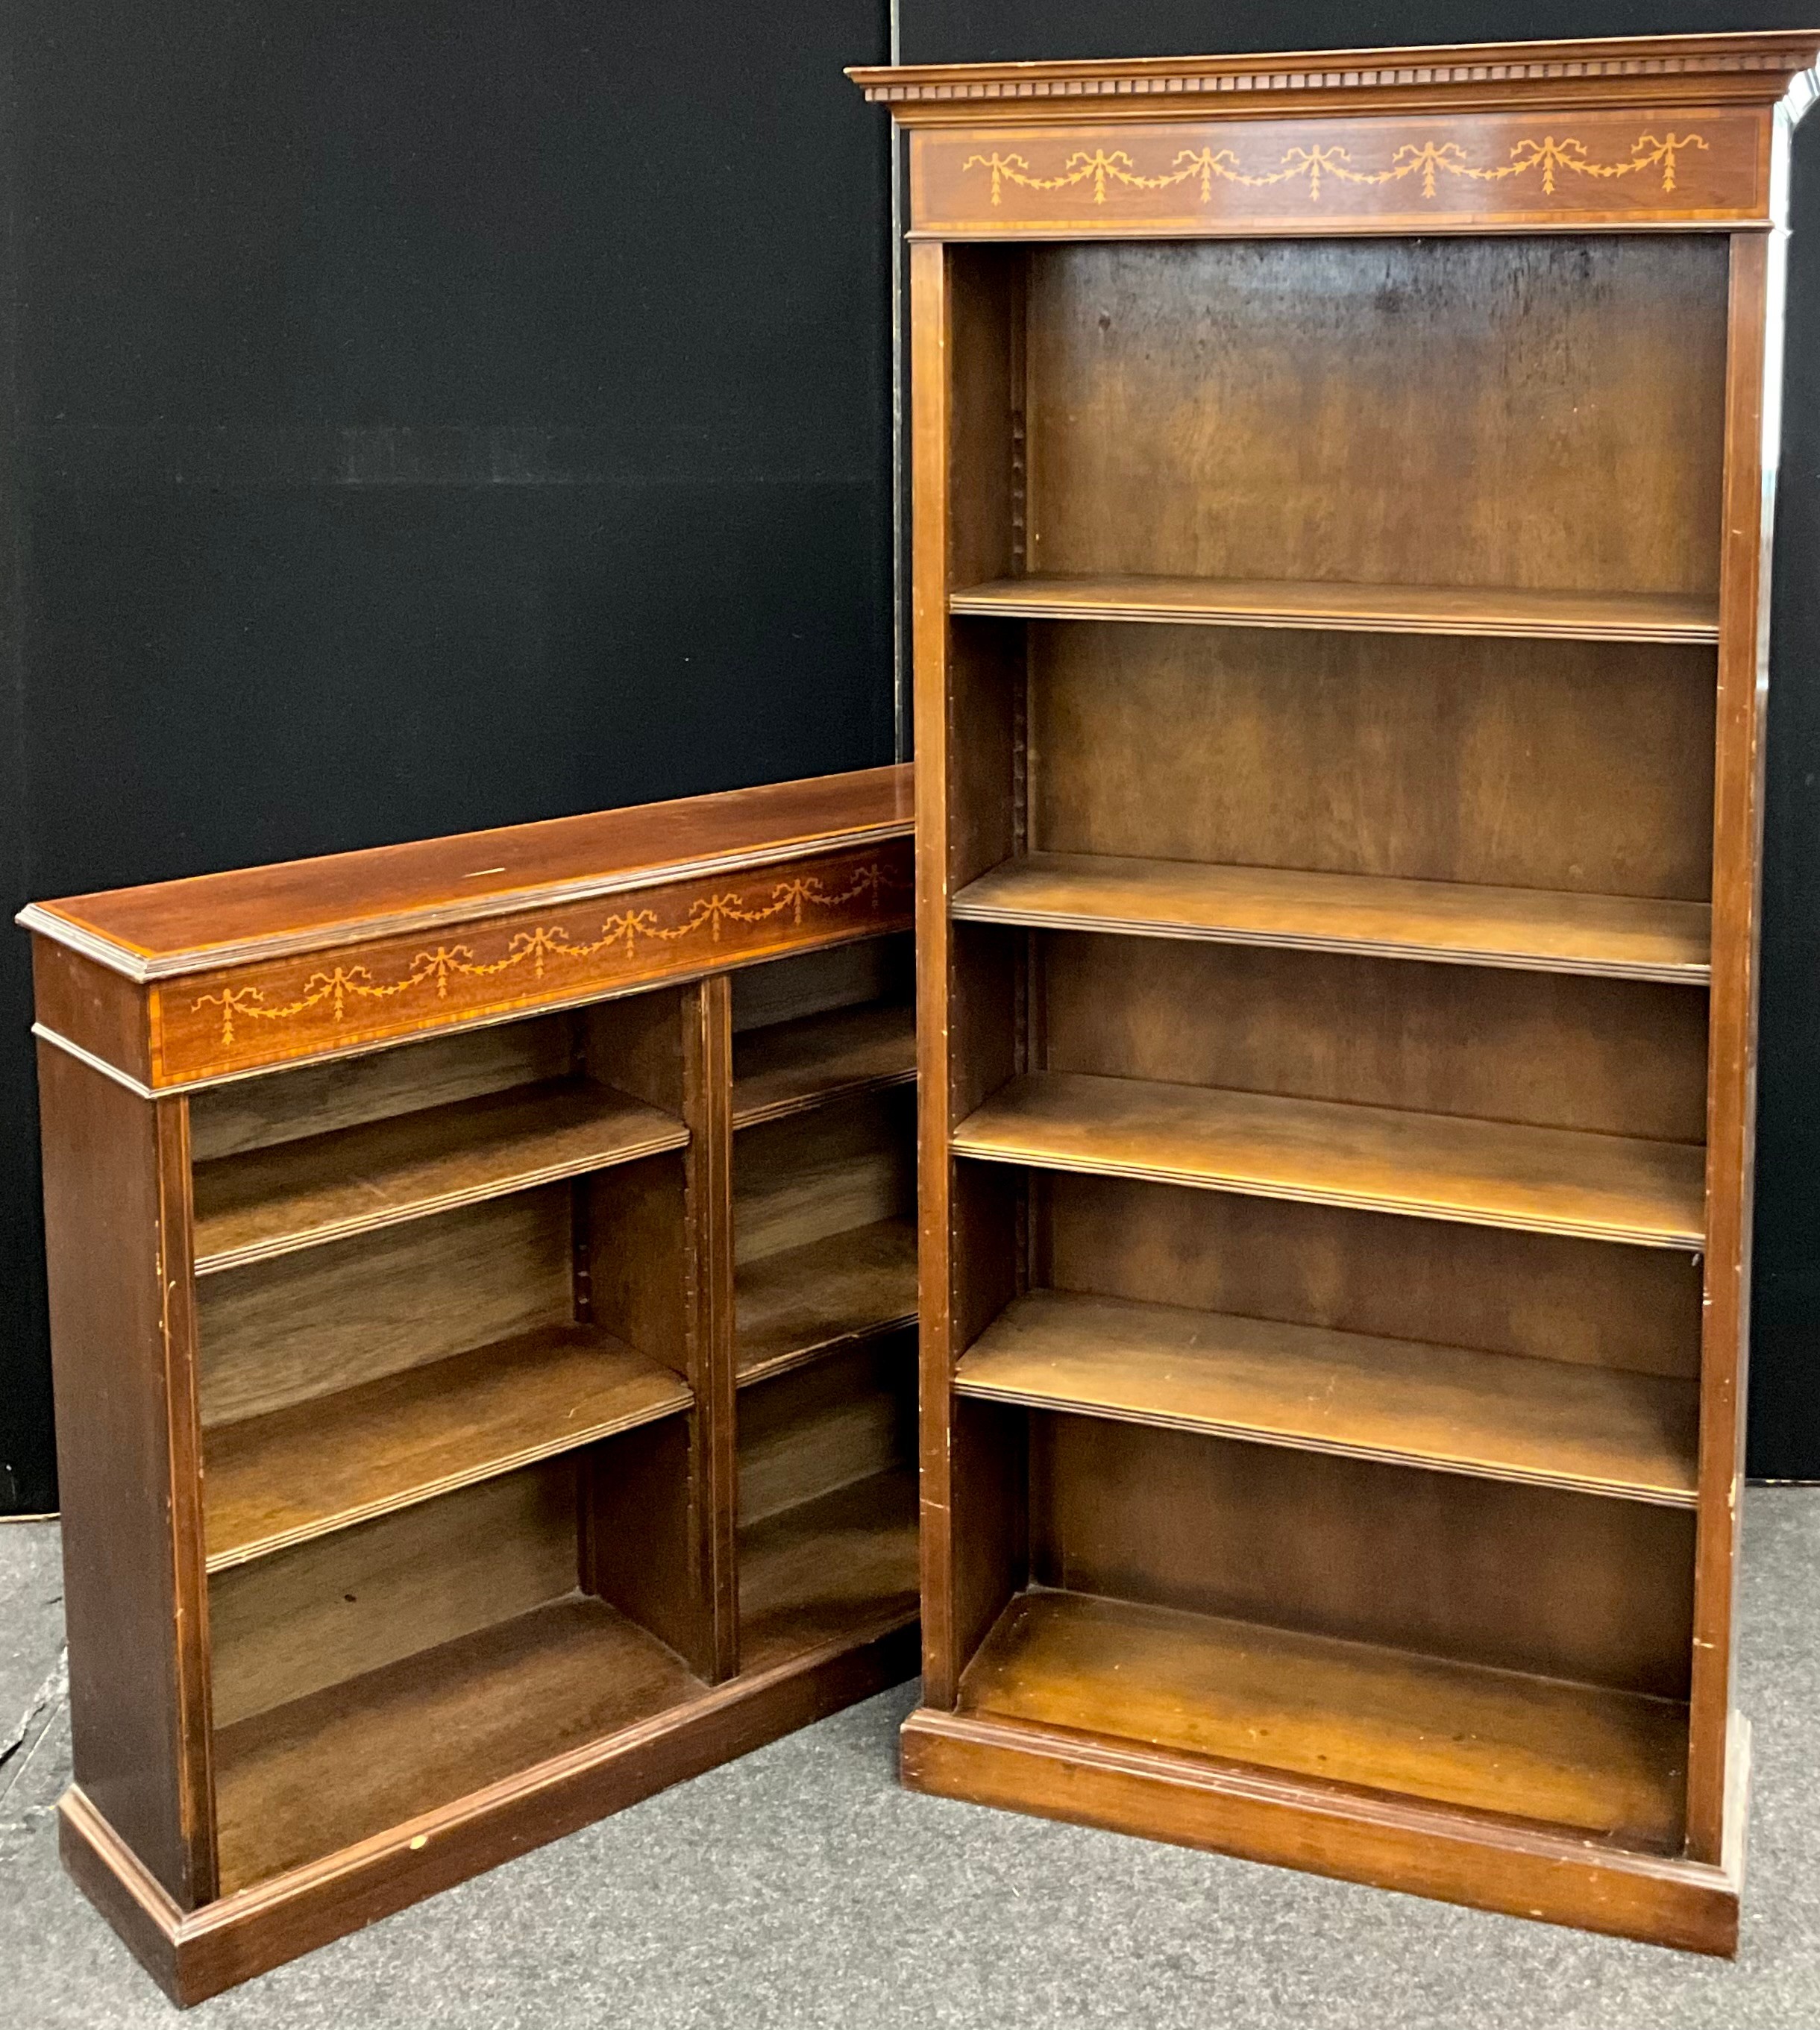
[953,854,1711,986]
[952,1072,1705,1248]
[956,1290,1698,1506]
[959,1590,1687,1849]
[732,1001,916,1128]
[949,574,1720,645]
[738,1467,920,1677]
[213,1593,706,1894]
[215,1471,921,1894]
[192,1081,688,1275]
[735,1216,918,1386]
[204,1324,692,1571]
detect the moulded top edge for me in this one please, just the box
[16,764,916,984]
[848,30,1820,115]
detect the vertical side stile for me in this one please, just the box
[1686,215,1783,1864]
[159,1093,219,1905]
[38,1034,219,1908]
[909,238,961,1707]
[687,974,741,1682]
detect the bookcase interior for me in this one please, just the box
[732,936,917,1380]
[953,233,1727,598]
[189,932,918,1897]
[933,229,1728,1858]
[732,935,920,1668]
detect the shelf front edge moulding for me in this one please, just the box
[949,575,1720,642]
[953,855,1712,984]
[857,29,1820,1957]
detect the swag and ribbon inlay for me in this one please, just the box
[192,862,907,1047]
[962,131,1708,205]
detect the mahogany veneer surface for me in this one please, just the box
[192,1081,686,1272]
[30,767,915,975]
[956,1289,1698,1505]
[732,1002,916,1127]
[950,575,1721,644]
[959,1591,1688,1850]
[953,854,1712,984]
[735,1217,919,1385]
[204,1325,692,1571]
[953,1072,1707,1247]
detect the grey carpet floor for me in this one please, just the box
[3,1490,1816,2029]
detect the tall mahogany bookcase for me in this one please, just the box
[21,766,919,2001]
[853,31,1818,1951]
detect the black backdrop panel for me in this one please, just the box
[0,0,892,1511]
[896,0,1820,1479]
[1756,121,1820,1483]
[897,1,1820,63]
[22,480,886,896]
[6,4,1819,1508]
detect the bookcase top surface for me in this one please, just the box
[20,764,914,982]
[850,31,1820,119]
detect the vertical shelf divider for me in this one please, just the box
[690,973,741,1682]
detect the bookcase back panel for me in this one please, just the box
[1029,1412,1694,1700]
[1041,1173,1702,1381]
[209,1459,580,1729]
[197,1186,576,1427]
[737,1338,915,1527]
[1027,623,1717,901]
[1023,236,1728,596]
[187,1013,576,1163]
[733,1089,916,1263]
[732,933,912,1031]
[1036,931,1708,1144]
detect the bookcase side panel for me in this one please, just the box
[37,1035,217,1905]
[911,238,961,1707]
[914,242,1029,1706]
[1687,224,1782,1863]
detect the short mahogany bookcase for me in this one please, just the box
[20,764,918,2002]
[855,28,1818,1953]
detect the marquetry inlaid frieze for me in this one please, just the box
[909,109,1767,234]
[149,840,914,1086]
